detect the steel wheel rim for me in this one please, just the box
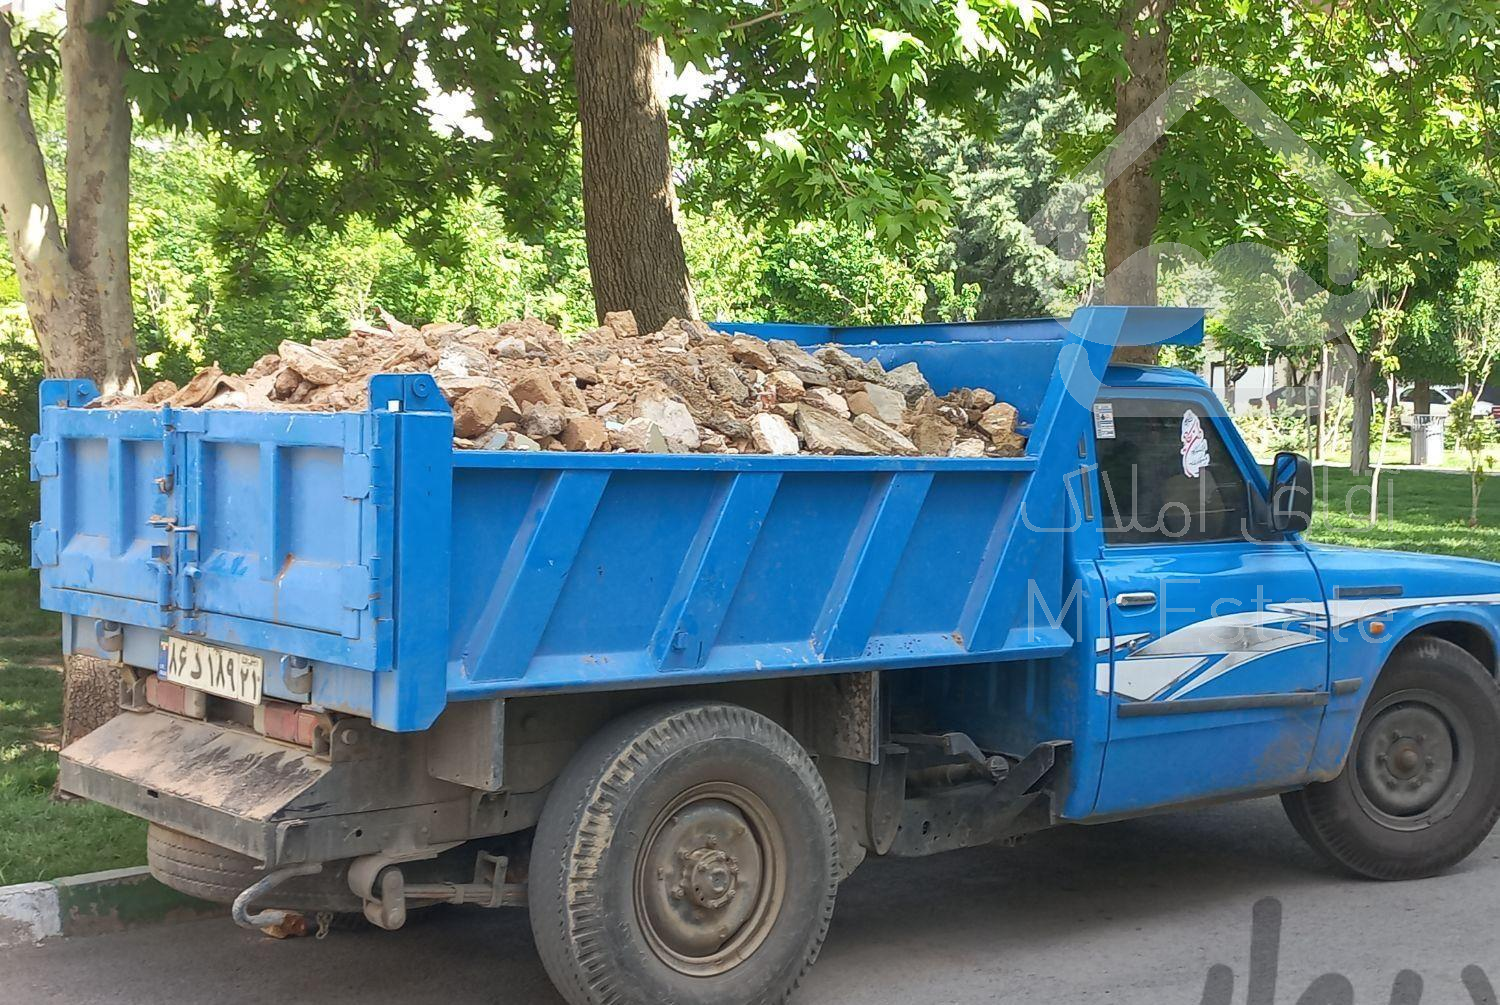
[1351,688,1473,832]
[633,781,786,976]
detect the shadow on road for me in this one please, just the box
[7,798,1493,1005]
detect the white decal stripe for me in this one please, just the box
[1114,656,1208,701]
[1164,637,1323,699]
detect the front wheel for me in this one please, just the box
[1283,637,1500,880]
[529,702,838,1005]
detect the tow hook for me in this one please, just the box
[232,862,324,931]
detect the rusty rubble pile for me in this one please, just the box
[98,310,1026,457]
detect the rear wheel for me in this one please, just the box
[529,702,838,1005]
[1283,638,1500,879]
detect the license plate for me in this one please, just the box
[158,637,263,705]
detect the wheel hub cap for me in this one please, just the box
[1356,701,1458,819]
[635,785,783,976]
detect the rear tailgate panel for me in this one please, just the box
[33,379,392,677]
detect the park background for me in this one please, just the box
[1,0,1498,889]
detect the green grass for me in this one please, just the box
[1305,464,1500,562]
[0,569,146,886]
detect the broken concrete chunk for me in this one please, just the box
[766,370,806,403]
[847,383,906,427]
[977,401,1019,443]
[729,336,779,371]
[472,426,510,450]
[493,337,529,359]
[879,361,933,405]
[278,341,345,386]
[169,366,230,407]
[910,414,958,456]
[437,343,491,379]
[520,402,568,439]
[613,417,671,453]
[638,398,700,450]
[768,340,829,376]
[102,307,1021,459]
[453,386,521,439]
[813,345,886,383]
[139,379,179,404]
[703,413,752,442]
[376,307,420,338]
[245,354,281,379]
[804,387,851,418]
[509,373,564,408]
[852,414,918,456]
[706,364,751,403]
[950,438,988,458]
[795,407,881,455]
[560,415,610,451]
[750,413,801,455]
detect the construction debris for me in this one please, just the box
[95,312,1028,458]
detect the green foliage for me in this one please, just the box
[0,312,42,556]
[104,0,1048,260]
[0,570,147,885]
[914,76,1109,320]
[758,222,926,325]
[1451,391,1498,526]
[1452,261,1500,387]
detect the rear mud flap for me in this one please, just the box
[60,712,331,864]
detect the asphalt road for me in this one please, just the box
[4,797,1497,1005]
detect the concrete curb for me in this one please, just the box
[0,867,218,948]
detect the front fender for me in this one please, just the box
[1308,601,1500,779]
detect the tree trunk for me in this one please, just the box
[1103,0,1172,365]
[1368,373,1396,525]
[2,2,137,750]
[63,0,136,394]
[1315,345,1328,459]
[570,0,698,333]
[1349,355,1375,477]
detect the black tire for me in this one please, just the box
[1282,637,1500,880]
[147,824,262,903]
[147,825,363,914]
[529,702,838,1005]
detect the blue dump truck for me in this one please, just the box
[34,306,1500,1004]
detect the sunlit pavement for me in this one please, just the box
[4,796,1496,1005]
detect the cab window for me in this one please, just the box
[1094,397,1251,545]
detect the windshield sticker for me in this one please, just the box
[1181,410,1210,477]
[1093,402,1116,439]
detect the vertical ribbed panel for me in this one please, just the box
[464,470,611,681]
[259,442,283,581]
[812,472,933,660]
[652,472,782,670]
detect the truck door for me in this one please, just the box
[1090,391,1329,816]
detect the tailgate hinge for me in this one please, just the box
[29,523,58,568]
[29,435,59,480]
[341,564,374,611]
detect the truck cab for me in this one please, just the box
[38,307,1500,1005]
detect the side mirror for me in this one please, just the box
[1270,451,1313,533]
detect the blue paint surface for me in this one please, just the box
[32,307,1500,826]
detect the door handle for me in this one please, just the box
[1114,591,1158,608]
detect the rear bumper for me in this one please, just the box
[59,711,487,867]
